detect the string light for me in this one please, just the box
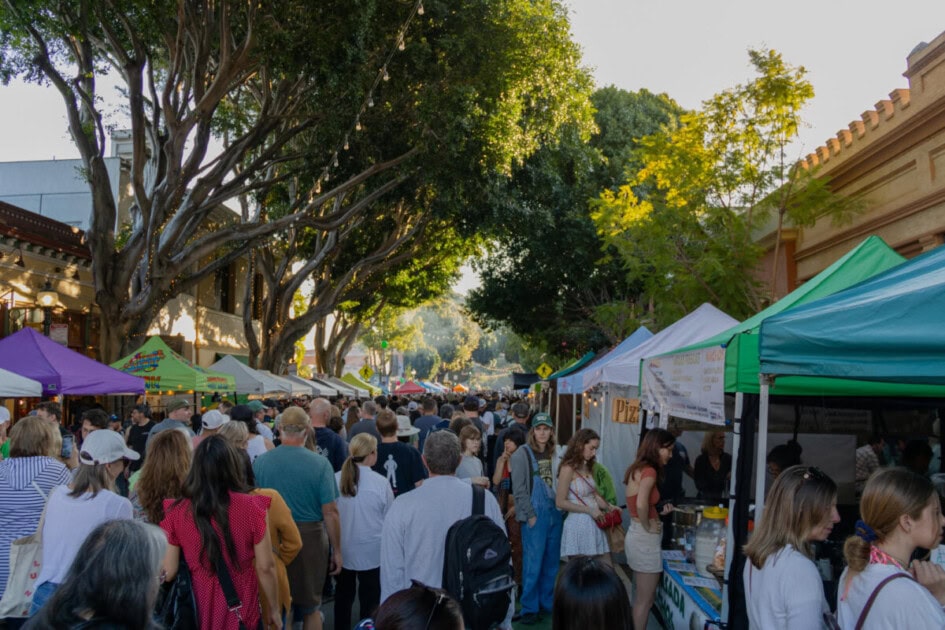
[368,96,375,108]
[343,136,349,151]
[398,38,405,51]
[382,67,390,82]
[355,121,362,132]
[418,2,424,15]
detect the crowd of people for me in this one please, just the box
[1,392,945,629]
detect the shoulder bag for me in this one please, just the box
[854,572,911,630]
[154,553,199,629]
[215,545,262,630]
[0,482,49,618]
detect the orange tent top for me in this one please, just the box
[452,383,468,393]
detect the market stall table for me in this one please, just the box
[655,551,723,629]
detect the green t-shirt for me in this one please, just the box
[252,445,338,522]
[0,440,8,459]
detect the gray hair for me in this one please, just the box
[423,430,462,475]
[361,401,378,417]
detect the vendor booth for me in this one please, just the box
[638,236,913,628]
[257,370,310,397]
[112,336,235,395]
[341,372,381,396]
[326,376,364,398]
[210,355,292,395]
[0,327,145,395]
[309,377,340,397]
[393,380,426,396]
[0,367,42,398]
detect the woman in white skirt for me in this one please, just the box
[555,429,617,561]
[624,428,675,630]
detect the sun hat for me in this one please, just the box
[396,415,420,437]
[79,429,140,465]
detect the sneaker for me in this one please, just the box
[518,612,540,625]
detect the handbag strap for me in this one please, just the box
[213,550,249,630]
[31,481,49,539]
[854,573,911,630]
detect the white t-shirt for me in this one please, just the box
[743,545,831,629]
[247,434,268,462]
[334,465,393,571]
[480,411,495,436]
[36,485,133,585]
[837,563,945,629]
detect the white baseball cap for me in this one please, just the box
[0,407,10,425]
[79,428,140,465]
[201,409,228,430]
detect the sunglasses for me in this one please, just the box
[410,580,448,629]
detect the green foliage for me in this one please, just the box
[466,86,684,355]
[592,49,849,326]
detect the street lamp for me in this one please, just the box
[37,281,58,337]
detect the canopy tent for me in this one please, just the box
[640,236,908,425]
[546,351,596,381]
[309,377,340,397]
[111,336,235,394]
[209,355,289,395]
[419,380,446,393]
[760,242,945,386]
[587,304,737,391]
[256,370,309,396]
[341,372,381,396]
[279,374,324,397]
[0,367,43,397]
[452,384,468,393]
[557,326,654,394]
[327,376,366,398]
[394,380,426,395]
[0,327,145,395]
[581,304,738,504]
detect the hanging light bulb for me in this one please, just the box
[398,38,405,51]
[368,96,375,108]
[315,180,322,194]
[418,2,424,15]
[356,120,362,131]
[332,153,339,168]
[382,67,390,82]
[343,136,350,151]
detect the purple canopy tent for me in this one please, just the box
[0,327,145,395]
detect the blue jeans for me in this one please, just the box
[519,507,562,615]
[28,581,58,617]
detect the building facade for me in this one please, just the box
[759,30,945,295]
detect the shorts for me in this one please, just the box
[287,521,329,610]
[626,519,662,573]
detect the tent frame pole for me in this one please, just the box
[755,377,773,520]
[721,392,744,622]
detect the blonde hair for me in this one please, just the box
[218,421,249,449]
[744,465,837,568]
[843,468,935,573]
[340,434,378,497]
[701,430,724,455]
[9,416,61,458]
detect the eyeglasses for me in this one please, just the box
[802,466,826,482]
[410,580,447,629]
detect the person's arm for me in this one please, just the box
[263,437,275,451]
[636,473,657,532]
[161,543,180,582]
[492,452,509,487]
[380,510,406,603]
[693,455,709,493]
[509,449,536,525]
[322,500,342,575]
[253,517,283,629]
[269,493,302,566]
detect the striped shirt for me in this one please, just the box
[0,456,72,598]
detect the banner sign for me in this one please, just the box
[611,397,640,424]
[640,347,726,426]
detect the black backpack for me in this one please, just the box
[442,485,514,630]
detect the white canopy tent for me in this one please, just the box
[584,304,738,499]
[0,367,43,397]
[328,376,369,398]
[281,374,331,397]
[209,356,289,395]
[257,370,310,397]
[308,377,340,397]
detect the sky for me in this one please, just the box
[1,4,944,292]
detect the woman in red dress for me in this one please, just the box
[160,435,282,629]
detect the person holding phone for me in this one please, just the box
[33,402,78,470]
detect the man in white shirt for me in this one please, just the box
[380,430,506,603]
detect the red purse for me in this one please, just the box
[571,474,622,530]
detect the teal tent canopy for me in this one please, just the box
[547,351,597,381]
[760,242,945,387]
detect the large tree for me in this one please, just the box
[0,0,592,363]
[466,87,684,357]
[592,49,857,326]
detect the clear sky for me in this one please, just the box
[2,5,944,291]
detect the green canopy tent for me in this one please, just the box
[341,372,380,396]
[111,336,236,394]
[637,236,913,628]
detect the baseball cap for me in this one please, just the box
[262,398,279,409]
[531,412,553,428]
[478,398,487,409]
[0,407,10,425]
[464,395,479,406]
[407,401,419,412]
[79,429,140,465]
[201,409,228,430]
[247,400,265,413]
[166,398,192,413]
[396,415,420,437]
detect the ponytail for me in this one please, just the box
[341,433,378,498]
[340,458,360,497]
